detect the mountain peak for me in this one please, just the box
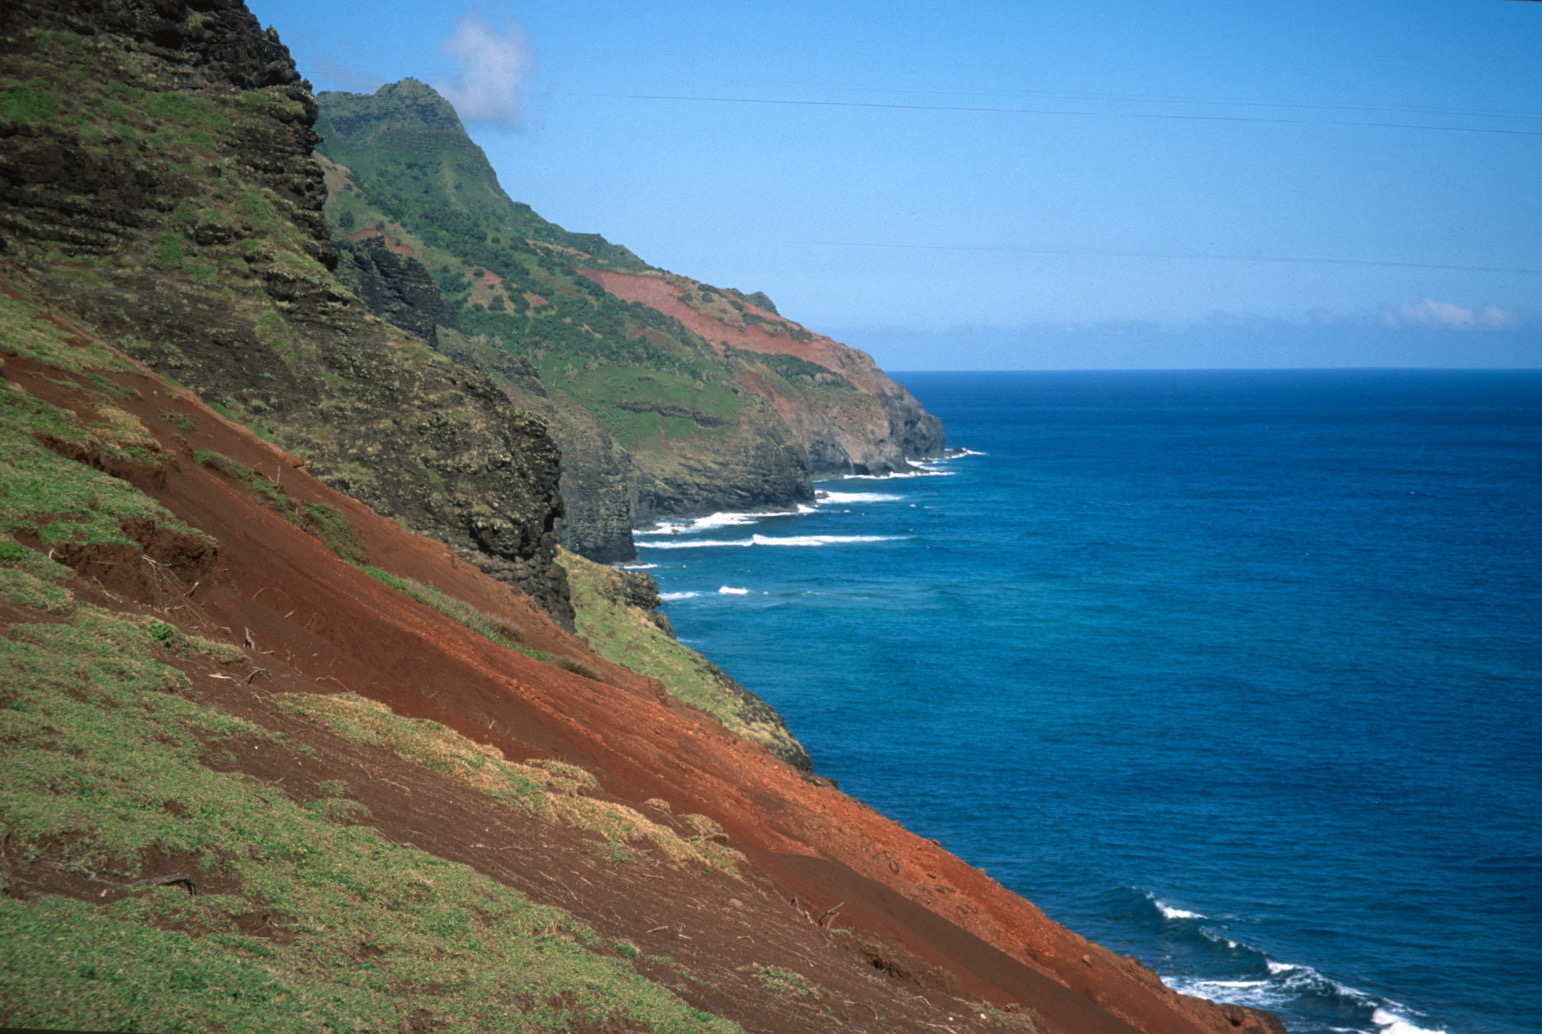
[318,77,465,142]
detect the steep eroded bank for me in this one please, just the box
[0,0,572,620]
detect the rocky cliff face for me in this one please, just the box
[582,269,945,476]
[332,232,459,347]
[311,81,941,561]
[0,0,573,622]
[0,4,1287,1033]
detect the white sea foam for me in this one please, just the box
[636,509,806,535]
[659,591,701,601]
[816,491,903,504]
[1141,889,1205,921]
[638,534,906,549]
[753,534,905,547]
[1154,898,1205,921]
[717,586,749,595]
[835,467,955,480]
[1372,1008,1447,1034]
[1161,976,1282,1011]
[613,562,658,570]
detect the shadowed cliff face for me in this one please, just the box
[311,80,943,561]
[0,0,574,624]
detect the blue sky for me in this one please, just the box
[247,0,1541,369]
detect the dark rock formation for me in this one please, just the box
[333,234,459,347]
[0,0,574,625]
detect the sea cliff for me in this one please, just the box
[0,4,1281,1033]
[312,78,944,560]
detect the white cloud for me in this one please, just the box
[436,9,535,129]
[1387,298,1520,330]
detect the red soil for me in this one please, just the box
[579,270,889,393]
[0,324,1281,1034]
[347,227,417,258]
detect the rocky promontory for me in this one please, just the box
[312,79,943,561]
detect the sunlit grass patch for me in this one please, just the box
[0,586,741,1033]
[275,692,744,873]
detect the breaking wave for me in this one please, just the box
[636,509,809,535]
[816,491,903,504]
[834,467,955,480]
[1136,890,1447,1034]
[638,534,907,549]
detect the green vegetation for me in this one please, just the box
[274,693,745,873]
[0,287,138,376]
[0,384,196,551]
[749,965,817,998]
[312,82,789,461]
[0,580,742,1033]
[195,450,362,562]
[352,562,531,648]
[0,78,60,121]
[559,550,810,767]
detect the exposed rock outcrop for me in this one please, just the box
[333,232,459,347]
[311,81,940,562]
[0,0,573,624]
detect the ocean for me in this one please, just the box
[630,369,1542,1034]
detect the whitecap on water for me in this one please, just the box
[717,586,749,595]
[638,534,907,549]
[834,467,955,480]
[1372,1007,1448,1034]
[816,491,903,504]
[1146,891,1205,921]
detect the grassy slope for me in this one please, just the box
[0,283,747,1031]
[560,550,812,770]
[0,589,739,1034]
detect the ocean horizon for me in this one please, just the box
[632,368,1542,1034]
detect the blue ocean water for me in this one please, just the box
[632,369,1542,1034]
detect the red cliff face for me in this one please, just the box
[582,269,946,474]
[0,300,1282,1034]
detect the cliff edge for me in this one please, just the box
[313,79,944,560]
[0,4,1282,1034]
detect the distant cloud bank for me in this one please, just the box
[436,9,535,129]
[1386,298,1520,331]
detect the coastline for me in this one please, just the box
[635,369,1542,1034]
